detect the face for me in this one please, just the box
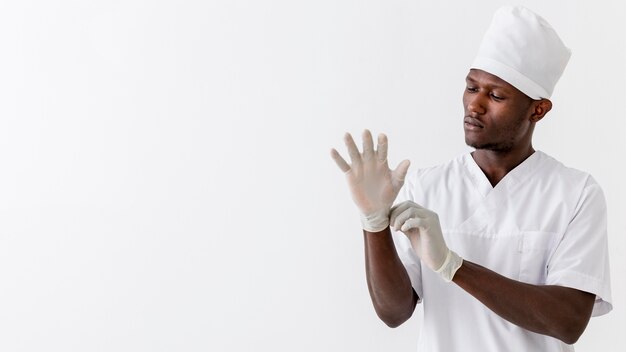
[463,69,536,152]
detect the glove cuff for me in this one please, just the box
[434,249,463,282]
[360,209,390,232]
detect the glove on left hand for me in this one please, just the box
[390,200,463,282]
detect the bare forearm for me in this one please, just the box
[363,228,417,327]
[453,260,594,344]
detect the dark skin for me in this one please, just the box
[364,69,595,344]
[463,68,549,185]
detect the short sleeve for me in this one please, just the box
[391,170,424,302]
[546,177,612,316]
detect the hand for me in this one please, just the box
[390,200,463,282]
[331,130,410,232]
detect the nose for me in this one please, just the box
[466,92,486,116]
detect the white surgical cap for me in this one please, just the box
[471,6,571,100]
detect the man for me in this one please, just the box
[331,6,612,351]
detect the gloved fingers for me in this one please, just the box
[405,208,440,233]
[392,159,411,183]
[390,201,430,230]
[390,200,415,226]
[344,132,362,166]
[376,133,388,162]
[401,217,429,232]
[330,148,351,173]
[411,208,436,223]
[391,206,419,231]
[390,200,424,224]
[362,129,375,160]
[391,200,425,212]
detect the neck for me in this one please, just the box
[471,144,535,187]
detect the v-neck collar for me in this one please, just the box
[462,150,546,198]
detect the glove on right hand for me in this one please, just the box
[331,130,410,232]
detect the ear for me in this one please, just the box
[530,99,552,122]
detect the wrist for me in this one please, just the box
[434,249,463,282]
[360,209,390,232]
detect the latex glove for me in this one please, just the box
[331,130,410,232]
[390,200,463,282]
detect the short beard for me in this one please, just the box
[464,117,527,153]
[465,139,515,153]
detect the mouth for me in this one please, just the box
[464,117,484,130]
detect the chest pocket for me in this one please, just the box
[518,231,559,284]
[446,230,523,281]
[445,230,558,284]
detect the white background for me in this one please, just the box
[0,0,624,351]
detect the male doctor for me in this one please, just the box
[331,6,612,351]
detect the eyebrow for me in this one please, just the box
[465,75,507,89]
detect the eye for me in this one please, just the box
[466,86,478,93]
[490,93,504,101]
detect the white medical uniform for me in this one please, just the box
[392,151,612,351]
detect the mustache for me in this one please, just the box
[464,116,484,128]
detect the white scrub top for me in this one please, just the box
[392,151,612,352]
